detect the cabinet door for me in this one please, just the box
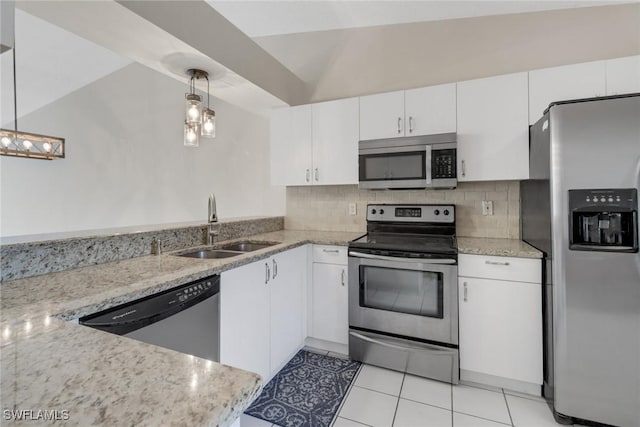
[270,246,307,375]
[606,55,640,95]
[458,277,542,384]
[311,263,349,345]
[405,83,456,136]
[359,91,405,140]
[270,105,312,186]
[529,61,606,124]
[457,72,529,181]
[312,98,359,185]
[220,260,271,380]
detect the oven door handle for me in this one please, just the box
[348,251,456,265]
[349,332,455,356]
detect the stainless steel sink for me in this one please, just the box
[218,241,279,252]
[177,249,242,259]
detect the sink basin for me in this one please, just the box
[218,241,279,252]
[177,249,241,259]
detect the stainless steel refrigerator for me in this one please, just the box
[521,93,639,427]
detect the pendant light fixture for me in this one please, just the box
[1,7,65,160]
[183,68,216,146]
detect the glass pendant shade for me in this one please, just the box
[183,122,199,147]
[185,93,202,125]
[201,108,216,138]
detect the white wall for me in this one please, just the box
[0,62,285,237]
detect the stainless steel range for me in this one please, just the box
[348,204,459,384]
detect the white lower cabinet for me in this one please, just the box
[458,254,542,390]
[309,245,349,347]
[220,246,307,380]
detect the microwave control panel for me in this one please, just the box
[432,149,456,179]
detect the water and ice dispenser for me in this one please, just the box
[569,189,638,252]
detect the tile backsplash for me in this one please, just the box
[286,181,520,238]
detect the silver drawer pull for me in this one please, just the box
[463,282,468,302]
[485,260,510,266]
[322,249,340,253]
[341,269,346,286]
[349,332,454,355]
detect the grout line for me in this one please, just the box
[331,363,363,426]
[453,411,513,427]
[352,384,403,399]
[503,389,515,427]
[338,416,375,427]
[503,390,546,403]
[398,396,452,413]
[390,374,405,427]
[450,381,454,427]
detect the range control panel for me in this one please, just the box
[367,204,455,223]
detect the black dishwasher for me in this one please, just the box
[80,275,219,362]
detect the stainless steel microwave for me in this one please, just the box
[358,133,457,189]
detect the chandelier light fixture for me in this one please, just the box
[1,10,65,160]
[184,68,216,147]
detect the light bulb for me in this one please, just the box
[22,140,32,150]
[203,120,214,133]
[187,128,197,142]
[43,142,52,152]
[188,105,200,120]
[1,136,11,147]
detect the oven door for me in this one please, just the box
[348,251,458,345]
[358,145,430,189]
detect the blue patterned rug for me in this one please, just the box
[245,350,361,427]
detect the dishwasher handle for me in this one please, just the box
[79,276,220,335]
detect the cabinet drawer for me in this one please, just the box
[459,254,541,283]
[312,245,348,264]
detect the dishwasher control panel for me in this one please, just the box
[79,275,220,335]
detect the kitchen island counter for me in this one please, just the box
[0,229,361,426]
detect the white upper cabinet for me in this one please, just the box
[359,84,456,141]
[311,98,359,185]
[271,100,358,186]
[404,84,457,136]
[270,105,312,186]
[528,61,606,124]
[606,55,640,95]
[359,91,405,140]
[457,72,529,182]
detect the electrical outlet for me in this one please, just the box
[482,200,494,216]
[348,203,357,216]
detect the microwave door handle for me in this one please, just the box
[425,145,432,185]
[348,251,456,265]
[349,332,455,355]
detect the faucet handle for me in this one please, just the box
[208,193,218,223]
[151,238,163,255]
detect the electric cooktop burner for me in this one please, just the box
[349,203,457,257]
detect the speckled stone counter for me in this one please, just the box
[457,237,542,258]
[0,229,361,426]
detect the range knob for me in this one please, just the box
[434,209,440,216]
[371,209,377,214]
[379,209,385,215]
[443,209,450,216]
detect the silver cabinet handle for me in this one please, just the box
[341,269,346,287]
[409,116,414,133]
[485,260,510,266]
[314,168,319,182]
[305,169,310,182]
[272,259,278,279]
[463,282,468,302]
[323,249,339,253]
[461,160,466,177]
[265,263,270,284]
[397,117,402,134]
[349,332,455,355]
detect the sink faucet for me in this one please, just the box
[207,193,219,245]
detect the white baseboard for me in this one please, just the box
[305,337,348,356]
[460,369,542,396]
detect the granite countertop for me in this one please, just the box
[0,229,361,426]
[457,237,542,258]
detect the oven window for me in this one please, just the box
[359,265,444,318]
[359,151,426,181]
